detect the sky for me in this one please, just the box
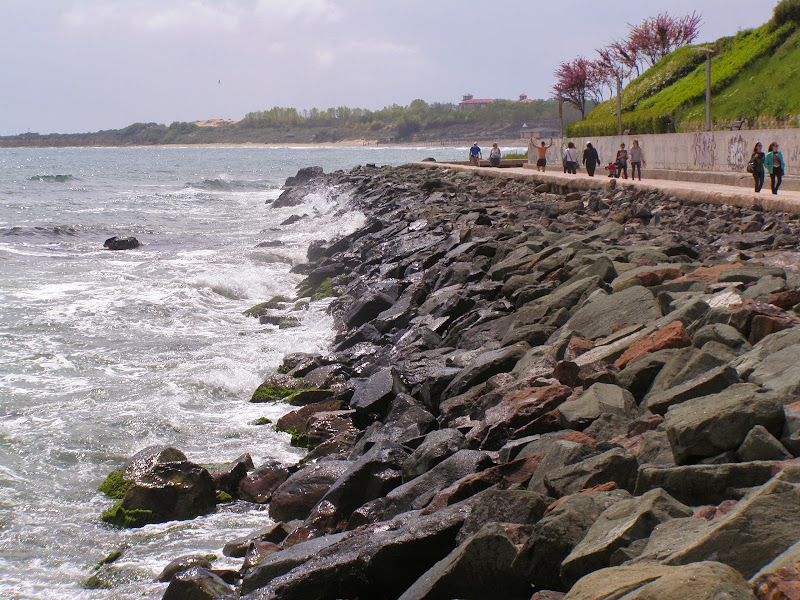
[0,0,775,135]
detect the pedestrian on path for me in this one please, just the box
[765,142,785,195]
[531,137,553,172]
[750,142,765,193]
[489,143,501,167]
[582,142,601,177]
[469,142,482,166]
[564,142,579,174]
[630,140,646,181]
[616,143,629,179]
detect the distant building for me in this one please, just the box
[459,94,495,109]
[517,94,535,103]
[520,123,560,140]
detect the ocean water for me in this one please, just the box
[0,145,492,599]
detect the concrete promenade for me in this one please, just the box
[411,161,800,216]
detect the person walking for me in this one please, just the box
[531,136,553,172]
[489,143,501,167]
[765,142,785,195]
[469,142,482,166]
[615,143,629,179]
[750,142,766,193]
[582,142,601,177]
[629,140,646,181]
[563,142,579,175]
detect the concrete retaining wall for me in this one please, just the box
[528,128,800,190]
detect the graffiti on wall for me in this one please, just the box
[692,133,716,169]
[727,134,747,171]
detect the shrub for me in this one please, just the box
[773,0,800,28]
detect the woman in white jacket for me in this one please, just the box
[563,142,579,174]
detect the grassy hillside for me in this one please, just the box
[568,15,800,137]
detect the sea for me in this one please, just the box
[0,145,522,600]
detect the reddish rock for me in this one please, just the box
[422,454,544,514]
[275,399,344,434]
[237,460,291,504]
[614,321,691,369]
[582,366,618,387]
[513,409,565,438]
[727,300,799,343]
[749,314,797,344]
[565,336,594,361]
[211,453,254,495]
[467,385,573,450]
[769,289,800,310]
[753,562,800,600]
[556,431,598,447]
[553,360,581,387]
[306,410,357,447]
[282,525,323,548]
[693,499,738,521]
[627,415,664,437]
[627,267,684,288]
[672,263,745,284]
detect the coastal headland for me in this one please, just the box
[102,163,800,599]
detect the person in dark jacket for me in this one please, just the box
[750,142,765,193]
[582,142,601,177]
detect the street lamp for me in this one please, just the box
[694,46,715,131]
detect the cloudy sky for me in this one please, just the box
[0,0,772,135]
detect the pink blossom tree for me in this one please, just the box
[628,11,703,68]
[553,57,594,119]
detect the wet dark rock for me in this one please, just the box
[223,523,292,558]
[157,554,214,582]
[104,236,141,250]
[237,461,291,504]
[398,523,530,600]
[269,461,352,522]
[104,458,216,528]
[162,566,235,600]
[211,453,254,496]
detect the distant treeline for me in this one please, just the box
[240,98,577,133]
[0,98,584,147]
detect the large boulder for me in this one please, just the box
[664,383,785,464]
[269,461,352,522]
[398,523,530,600]
[635,466,800,578]
[372,449,494,520]
[442,342,530,399]
[238,461,291,504]
[558,383,636,431]
[643,364,742,415]
[512,489,632,591]
[634,461,782,506]
[241,504,470,600]
[560,488,693,587]
[543,447,639,498]
[162,566,235,600]
[563,561,756,600]
[304,439,408,532]
[402,429,466,481]
[104,236,141,250]
[102,456,216,528]
[566,285,662,340]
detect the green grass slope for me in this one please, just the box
[568,17,800,137]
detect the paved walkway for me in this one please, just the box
[411,162,800,216]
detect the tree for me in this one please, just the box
[553,57,593,118]
[628,11,703,68]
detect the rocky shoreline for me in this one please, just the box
[101,164,800,599]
